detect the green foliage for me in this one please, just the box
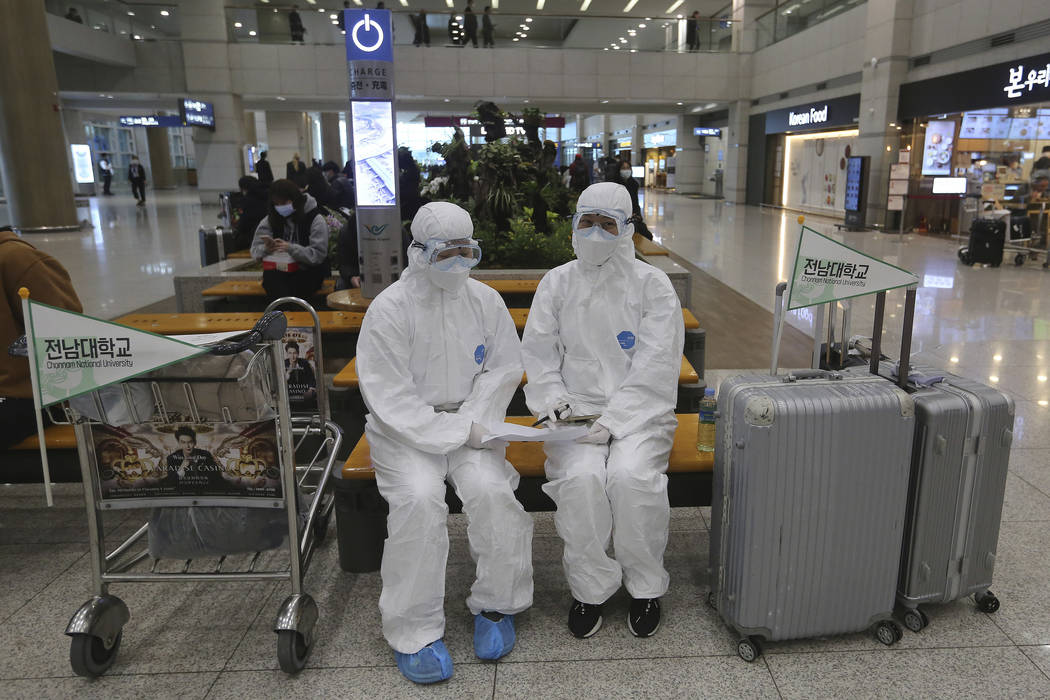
[473,213,574,269]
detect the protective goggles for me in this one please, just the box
[572,208,629,238]
[419,237,482,268]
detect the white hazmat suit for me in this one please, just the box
[522,183,685,605]
[356,202,534,656]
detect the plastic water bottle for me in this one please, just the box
[697,387,717,453]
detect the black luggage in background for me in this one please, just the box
[958,219,1004,267]
[199,226,236,267]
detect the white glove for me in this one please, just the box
[539,397,574,425]
[576,422,611,445]
[467,422,507,450]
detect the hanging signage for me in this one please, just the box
[763,94,860,134]
[898,50,1050,119]
[346,8,402,299]
[787,226,918,310]
[423,115,566,128]
[70,144,94,184]
[694,127,722,137]
[120,115,183,128]
[179,99,215,130]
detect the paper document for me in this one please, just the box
[167,330,250,346]
[483,422,590,444]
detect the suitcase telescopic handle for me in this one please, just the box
[770,282,789,376]
[783,369,842,382]
[208,310,288,356]
[870,287,917,389]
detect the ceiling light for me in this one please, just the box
[989,375,999,383]
[132,34,142,39]
[126,10,135,16]
[638,22,646,27]
[601,99,610,103]
[620,37,628,42]
[249,30,257,36]
[603,46,608,50]
[513,36,519,40]
[623,0,638,11]
[493,0,498,7]
[993,354,1002,362]
[261,0,269,3]
[520,23,528,28]
[666,0,684,13]
[1040,400,1049,407]
[318,8,326,12]
[676,13,683,18]
[580,0,591,9]
[536,0,545,9]
[456,15,463,20]
[1039,375,1047,382]
[331,13,338,18]
[400,0,409,6]
[234,21,243,27]
[160,9,170,16]
[525,17,533,22]
[676,102,683,105]
[612,45,620,49]
[949,356,959,363]
[630,48,637,52]
[446,0,454,6]
[443,98,451,102]
[150,24,156,29]
[524,99,530,103]
[306,0,317,3]
[332,20,338,24]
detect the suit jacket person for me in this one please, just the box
[255,157,274,186]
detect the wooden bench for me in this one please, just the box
[333,356,700,389]
[201,279,338,298]
[113,308,700,336]
[10,425,77,450]
[333,414,712,572]
[226,249,252,259]
[633,233,670,256]
[5,425,82,483]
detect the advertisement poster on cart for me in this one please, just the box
[282,327,318,411]
[90,420,282,506]
[788,226,918,309]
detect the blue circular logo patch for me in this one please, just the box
[617,331,636,350]
[474,344,486,364]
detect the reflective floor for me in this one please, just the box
[1,188,1049,697]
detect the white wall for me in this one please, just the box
[910,0,1049,58]
[751,5,867,100]
[265,111,305,176]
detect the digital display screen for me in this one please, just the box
[921,120,956,176]
[180,98,215,130]
[932,177,967,194]
[70,144,94,184]
[632,165,644,178]
[351,101,397,207]
[844,156,863,212]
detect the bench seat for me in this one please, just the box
[10,425,77,450]
[633,233,670,256]
[202,279,337,297]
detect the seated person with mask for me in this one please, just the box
[250,179,330,301]
[355,202,533,684]
[521,182,684,640]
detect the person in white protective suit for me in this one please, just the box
[356,201,534,684]
[521,182,684,639]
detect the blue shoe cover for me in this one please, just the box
[395,640,453,684]
[474,613,516,660]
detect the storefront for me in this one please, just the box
[643,128,677,189]
[896,51,1050,238]
[695,126,726,197]
[748,94,861,214]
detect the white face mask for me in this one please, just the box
[620,170,631,179]
[426,263,470,292]
[573,225,620,266]
[275,203,295,217]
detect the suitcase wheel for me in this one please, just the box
[1015,254,1027,267]
[958,248,974,266]
[975,591,1000,614]
[902,608,928,633]
[875,620,902,646]
[736,637,762,662]
[705,590,717,611]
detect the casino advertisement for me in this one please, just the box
[282,327,318,411]
[89,421,282,503]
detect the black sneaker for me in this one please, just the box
[627,597,661,638]
[568,600,603,638]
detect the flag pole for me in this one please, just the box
[19,288,53,507]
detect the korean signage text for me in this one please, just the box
[120,115,183,128]
[180,99,215,130]
[1003,62,1050,99]
[787,105,829,127]
[694,127,722,137]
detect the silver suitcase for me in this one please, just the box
[710,284,917,662]
[855,363,1014,632]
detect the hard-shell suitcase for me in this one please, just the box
[852,362,1014,632]
[709,284,917,661]
[959,219,1005,267]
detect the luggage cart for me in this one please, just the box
[42,311,342,676]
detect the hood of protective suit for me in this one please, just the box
[571,182,635,269]
[406,202,476,294]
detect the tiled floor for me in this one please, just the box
[3,190,1050,697]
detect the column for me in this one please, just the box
[243,111,258,146]
[320,113,342,165]
[854,0,913,228]
[673,115,704,195]
[146,126,176,189]
[723,99,751,204]
[179,0,245,202]
[0,0,78,231]
[630,115,644,169]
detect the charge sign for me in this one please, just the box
[345,9,394,100]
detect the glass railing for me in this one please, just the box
[755,0,865,49]
[46,0,181,41]
[223,7,734,52]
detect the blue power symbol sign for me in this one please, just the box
[344,9,393,62]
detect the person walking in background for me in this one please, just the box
[462,0,478,47]
[255,151,274,186]
[287,153,307,181]
[98,154,114,196]
[686,11,701,51]
[289,5,306,43]
[128,155,147,206]
[234,176,270,251]
[413,9,431,46]
[322,161,355,210]
[482,6,494,47]
[568,153,590,193]
[619,159,652,239]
